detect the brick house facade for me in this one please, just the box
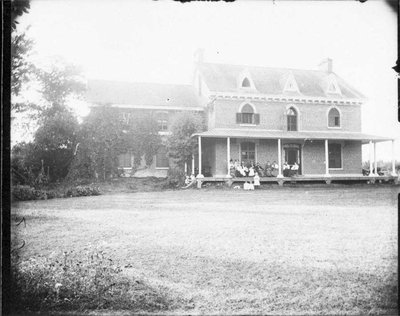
[86,57,395,179]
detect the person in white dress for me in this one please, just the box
[254,172,260,188]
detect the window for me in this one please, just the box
[328,108,340,127]
[236,104,260,125]
[241,142,255,162]
[118,152,132,168]
[328,143,342,169]
[156,146,169,168]
[242,77,251,88]
[157,112,168,131]
[287,107,298,131]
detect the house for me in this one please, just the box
[86,53,397,184]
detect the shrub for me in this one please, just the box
[12,185,52,201]
[10,250,180,312]
[64,185,101,197]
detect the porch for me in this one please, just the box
[190,128,397,187]
[197,173,399,187]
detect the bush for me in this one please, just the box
[167,166,186,187]
[64,185,101,197]
[12,185,54,201]
[12,184,101,201]
[10,250,180,312]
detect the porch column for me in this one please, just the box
[277,138,283,178]
[324,139,330,176]
[197,136,204,178]
[391,140,397,176]
[191,154,195,175]
[184,162,187,175]
[369,140,374,177]
[373,142,378,176]
[226,137,231,177]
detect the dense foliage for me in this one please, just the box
[166,111,204,168]
[67,107,161,182]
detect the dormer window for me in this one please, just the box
[242,77,251,88]
[326,75,342,95]
[283,73,300,93]
[236,103,260,125]
[328,107,341,127]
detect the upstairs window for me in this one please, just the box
[328,143,342,169]
[157,112,168,131]
[287,107,298,131]
[328,108,341,127]
[242,77,251,88]
[118,152,132,168]
[236,104,260,125]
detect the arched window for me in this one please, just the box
[236,103,260,125]
[287,107,298,131]
[242,77,251,88]
[328,108,340,127]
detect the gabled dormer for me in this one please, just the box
[282,72,300,93]
[326,74,342,95]
[237,70,256,91]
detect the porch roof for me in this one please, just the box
[193,128,393,143]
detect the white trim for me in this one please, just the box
[158,131,171,136]
[208,92,364,105]
[95,104,205,111]
[326,106,342,129]
[238,101,257,113]
[240,124,257,127]
[155,167,169,170]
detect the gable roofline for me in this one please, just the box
[197,62,366,100]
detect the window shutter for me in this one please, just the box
[236,113,242,124]
[254,113,260,125]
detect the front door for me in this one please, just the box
[284,145,301,174]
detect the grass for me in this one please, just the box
[11,185,399,315]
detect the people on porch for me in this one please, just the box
[283,161,290,177]
[254,172,260,187]
[291,162,299,177]
[255,162,264,176]
[249,165,255,177]
[265,161,272,177]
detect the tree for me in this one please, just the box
[33,107,79,181]
[11,0,31,30]
[68,107,162,182]
[166,111,204,171]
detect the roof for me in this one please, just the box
[198,63,365,99]
[86,80,202,109]
[194,128,393,143]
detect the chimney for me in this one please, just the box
[318,58,333,73]
[194,48,205,64]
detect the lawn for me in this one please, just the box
[11,185,399,315]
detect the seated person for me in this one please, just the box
[255,162,264,176]
[290,162,299,176]
[283,161,290,177]
[248,181,255,190]
[265,161,272,177]
[254,172,260,187]
[248,166,255,177]
[243,181,250,190]
[271,161,279,177]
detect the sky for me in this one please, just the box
[15,0,399,161]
